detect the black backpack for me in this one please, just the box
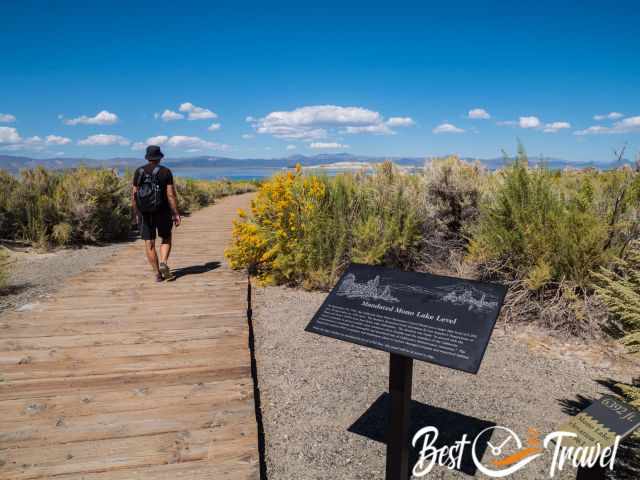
[135,166,164,213]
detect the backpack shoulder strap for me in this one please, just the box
[136,167,145,186]
[151,166,161,177]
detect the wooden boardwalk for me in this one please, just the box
[0,193,259,480]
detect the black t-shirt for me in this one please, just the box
[133,163,174,212]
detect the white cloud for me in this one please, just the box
[496,120,517,126]
[0,129,72,152]
[131,135,169,150]
[0,113,16,123]
[133,135,228,151]
[467,108,491,120]
[166,136,211,149]
[0,126,22,143]
[593,112,624,121]
[617,116,640,130]
[266,105,380,127]
[542,121,571,133]
[519,116,541,128]
[343,123,394,135]
[78,134,130,146]
[64,110,119,126]
[0,127,71,151]
[0,129,53,152]
[45,135,72,145]
[208,123,221,131]
[574,116,640,135]
[179,102,218,120]
[147,135,170,145]
[257,125,327,140]
[309,142,349,149]
[574,126,610,136]
[433,123,464,134]
[251,105,410,140]
[242,133,255,139]
[386,116,415,127]
[160,110,184,122]
[0,134,49,152]
[286,144,296,150]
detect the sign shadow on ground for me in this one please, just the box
[348,392,495,476]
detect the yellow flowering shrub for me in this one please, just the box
[225,162,424,288]
[225,164,327,284]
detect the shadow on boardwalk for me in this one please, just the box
[171,261,221,280]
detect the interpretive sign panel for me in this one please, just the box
[305,263,507,374]
[557,395,640,449]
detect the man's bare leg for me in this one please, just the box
[158,235,173,279]
[144,239,160,274]
[159,235,172,264]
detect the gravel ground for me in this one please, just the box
[253,285,636,480]
[0,243,124,312]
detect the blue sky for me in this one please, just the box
[1,1,639,161]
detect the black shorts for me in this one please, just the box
[139,210,173,240]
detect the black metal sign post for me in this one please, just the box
[305,264,507,480]
[385,353,414,480]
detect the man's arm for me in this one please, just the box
[131,185,140,224]
[166,184,181,226]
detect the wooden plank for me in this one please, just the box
[0,366,251,401]
[0,326,244,351]
[0,398,255,448]
[0,379,253,424]
[47,450,259,480]
[0,193,259,479]
[0,424,257,480]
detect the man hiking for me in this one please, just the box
[132,145,181,282]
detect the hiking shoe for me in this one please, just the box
[155,273,164,282]
[159,262,173,280]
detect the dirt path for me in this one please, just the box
[1,244,122,313]
[253,285,638,480]
[0,193,259,480]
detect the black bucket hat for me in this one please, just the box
[145,145,164,161]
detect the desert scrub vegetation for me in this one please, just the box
[0,166,256,249]
[225,163,425,288]
[468,149,640,334]
[0,248,8,288]
[595,240,640,355]
[227,149,640,337]
[597,240,640,478]
[175,177,257,214]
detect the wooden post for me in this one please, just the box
[386,353,414,480]
[576,466,606,480]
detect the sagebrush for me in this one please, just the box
[227,150,640,338]
[0,166,256,248]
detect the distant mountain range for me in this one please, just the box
[0,153,635,175]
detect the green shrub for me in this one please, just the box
[0,248,8,288]
[0,167,256,248]
[595,241,640,354]
[421,156,486,267]
[468,149,615,289]
[175,178,257,214]
[350,163,423,268]
[226,162,426,289]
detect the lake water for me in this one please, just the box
[169,166,288,180]
[168,166,383,180]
